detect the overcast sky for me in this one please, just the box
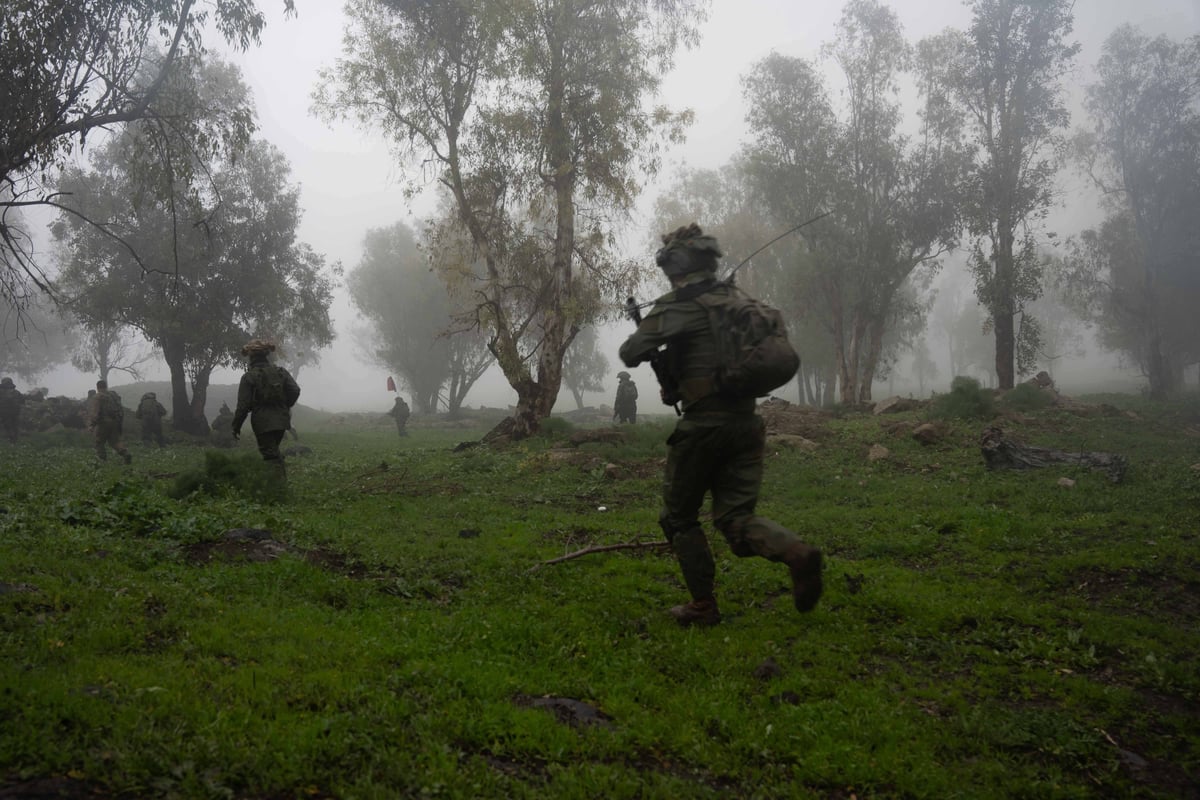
[37,0,1200,410]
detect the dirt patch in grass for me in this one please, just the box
[758,399,835,440]
[1065,565,1200,618]
[0,776,111,799]
[180,532,383,583]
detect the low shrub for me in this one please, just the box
[168,449,288,502]
[998,382,1055,412]
[929,375,995,420]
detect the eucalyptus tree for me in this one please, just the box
[1,294,73,381]
[742,0,967,404]
[348,222,450,414]
[921,0,1079,389]
[560,325,608,411]
[67,317,155,385]
[651,162,837,406]
[53,59,335,433]
[0,0,293,308]
[1062,26,1200,398]
[316,0,705,437]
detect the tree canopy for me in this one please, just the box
[923,0,1079,388]
[740,0,967,404]
[317,0,704,436]
[1061,26,1200,398]
[52,57,334,432]
[0,0,295,309]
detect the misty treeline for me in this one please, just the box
[2,1,1198,434]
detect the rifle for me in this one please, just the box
[624,296,681,415]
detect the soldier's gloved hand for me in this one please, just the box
[231,427,240,441]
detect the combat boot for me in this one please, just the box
[668,598,721,627]
[784,544,823,612]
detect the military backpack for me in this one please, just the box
[97,391,124,423]
[693,284,800,399]
[252,365,289,407]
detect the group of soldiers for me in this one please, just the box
[0,340,303,476]
[0,376,163,461]
[5,222,823,627]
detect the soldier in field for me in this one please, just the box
[135,391,168,448]
[387,395,411,437]
[0,377,25,444]
[232,340,301,478]
[613,371,638,424]
[90,380,132,464]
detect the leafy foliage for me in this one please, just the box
[741,0,967,404]
[560,325,609,410]
[316,0,705,434]
[921,0,1079,388]
[0,0,294,308]
[52,57,335,433]
[929,375,995,420]
[1063,26,1200,398]
[998,382,1054,412]
[168,450,288,503]
[0,293,74,380]
[348,221,491,414]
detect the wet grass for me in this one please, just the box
[1,398,1197,798]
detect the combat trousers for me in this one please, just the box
[94,423,130,461]
[141,423,164,447]
[659,412,802,602]
[255,429,287,477]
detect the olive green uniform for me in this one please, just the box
[619,274,808,605]
[232,354,301,473]
[614,376,638,424]
[0,379,24,444]
[90,388,131,463]
[387,397,410,437]
[135,394,167,447]
[210,403,236,448]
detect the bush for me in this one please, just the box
[168,450,288,503]
[999,382,1055,412]
[537,415,576,439]
[929,376,995,420]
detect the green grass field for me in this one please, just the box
[1,396,1197,799]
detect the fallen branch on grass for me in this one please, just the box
[529,540,671,573]
[981,426,1129,483]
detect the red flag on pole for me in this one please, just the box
[386,376,396,392]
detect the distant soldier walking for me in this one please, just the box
[613,371,638,424]
[210,402,236,448]
[0,377,25,444]
[618,223,821,627]
[232,340,301,477]
[90,380,131,464]
[135,391,167,447]
[387,396,411,437]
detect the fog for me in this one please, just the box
[26,0,1200,412]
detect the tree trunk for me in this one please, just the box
[857,319,887,404]
[163,339,200,435]
[189,366,212,435]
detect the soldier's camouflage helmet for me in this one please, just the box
[142,392,156,400]
[0,377,12,386]
[617,371,631,380]
[241,339,276,356]
[655,222,722,278]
